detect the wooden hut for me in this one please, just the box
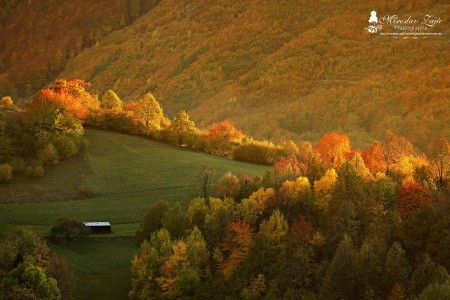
[83,222,111,233]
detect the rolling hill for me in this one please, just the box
[1,0,449,151]
[0,128,269,299]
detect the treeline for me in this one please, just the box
[129,139,450,299]
[2,78,449,189]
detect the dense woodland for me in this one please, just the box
[127,125,450,299]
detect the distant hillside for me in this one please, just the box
[0,0,160,98]
[2,0,449,151]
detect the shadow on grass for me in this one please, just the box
[51,235,137,300]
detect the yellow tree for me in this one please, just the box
[382,130,415,173]
[135,93,163,129]
[169,110,199,146]
[297,141,319,173]
[248,187,275,216]
[280,176,311,201]
[259,210,289,249]
[350,153,374,180]
[100,89,122,110]
[0,96,14,109]
[156,241,188,297]
[314,169,338,210]
[431,137,450,188]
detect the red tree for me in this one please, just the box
[219,220,253,279]
[37,79,99,119]
[362,142,387,175]
[315,132,351,168]
[396,180,433,219]
[206,119,244,144]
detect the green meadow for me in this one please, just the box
[0,128,269,299]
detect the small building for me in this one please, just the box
[83,222,111,234]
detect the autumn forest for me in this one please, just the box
[0,0,449,299]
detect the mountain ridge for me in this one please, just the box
[2,0,449,151]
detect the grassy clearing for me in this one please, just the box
[0,128,269,299]
[52,236,136,300]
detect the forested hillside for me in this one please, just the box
[1,0,449,151]
[0,0,160,98]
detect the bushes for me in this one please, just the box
[0,163,13,182]
[233,140,284,165]
[25,165,45,178]
[37,143,60,166]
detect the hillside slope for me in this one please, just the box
[62,0,449,151]
[3,0,449,151]
[0,0,161,98]
[0,128,268,205]
[0,128,269,299]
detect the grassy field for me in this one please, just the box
[0,128,269,299]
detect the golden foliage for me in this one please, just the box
[314,169,338,210]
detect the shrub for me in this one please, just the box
[25,165,45,178]
[0,163,13,182]
[37,143,59,166]
[9,157,26,174]
[53,135,78,159]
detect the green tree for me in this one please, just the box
[203,197,234,249]
[161,203,185,239]
[129,229,173,299]
[426,218,450,270]
[374,174,398,210]
[185,198,209,230]
[0,115,15,163]
[0,228,72,299]
[418,282,450,300]
[20,264,61,300]
[100,89,123,110]
[410,255,450,296]
[321,235,356,300]
[354,236,388,299]
[135,200,169,244]
[49,216,89,247]
[195,165,216,200]
[259,210,289,249]
[1,263,61,300]
[169,110,199,146]
[214,172,241,199]
[384,242,411,291]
